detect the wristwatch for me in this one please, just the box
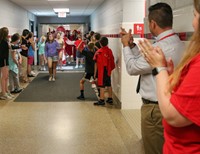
[152,67,167,76]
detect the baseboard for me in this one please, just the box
[112,92,121,109]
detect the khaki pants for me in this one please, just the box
[21,56,28,81]
[141,103,164,154]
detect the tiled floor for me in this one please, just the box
[0,70,144,154]
[121,109,142,139]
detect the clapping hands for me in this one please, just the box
[138,38,174,75]
[120,28,133,48]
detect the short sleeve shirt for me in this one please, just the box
[163,54,200,154]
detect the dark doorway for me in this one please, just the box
[29,20,34,33]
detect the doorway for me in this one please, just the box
[29,20,34,33]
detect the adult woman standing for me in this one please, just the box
[0,27,13,99]
[45,33,59,81]
[138,0,200,153]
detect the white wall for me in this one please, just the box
[91,0,194,110]
[121,0,145,109]
[0,0,36,35]
[149,0,193,9]
[173,5,194,33]
[91,0,123,106]
[0,0,37,91]
[147,0,194,33]
[91,0,123,34]
[91,0,145,109]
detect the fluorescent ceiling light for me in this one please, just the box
[53,8,69,12]
[34,12,56,16]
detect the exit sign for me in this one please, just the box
[58,12,66,18]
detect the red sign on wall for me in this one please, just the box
[134,24,144,35]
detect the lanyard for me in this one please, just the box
[157,33,176,42]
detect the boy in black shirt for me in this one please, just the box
[77,42,95,100]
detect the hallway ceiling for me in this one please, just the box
[9,0,105,16]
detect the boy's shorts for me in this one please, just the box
[28,56,34,65]
[76,50,84,58]
[98,68,111,88]
[0,59,9,67]
[82,73,94,81]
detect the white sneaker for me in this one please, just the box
[89,77,94,82]
[49,76,52,81]
[43,67,46,71]
[60,67,64,71]
[75,65,78,69]
[94,88,99,93]
[79,65,83,68]
[31,71,36,75]
[91,84,96,89]
[52,77,55,81]
[0,93,12,100]
[7,93,14,98]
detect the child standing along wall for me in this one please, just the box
[9,33,23,94]
[27,32,36,77]
[93,37,115,106]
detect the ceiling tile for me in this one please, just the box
[9,0,105,16]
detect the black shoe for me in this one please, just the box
[106,99,113,105]
[10,90,16,94]
[28,74,35,77]
[11,89,23,94]
[93,100,105,106]
[14,89,23,93]
[77,95,85,100]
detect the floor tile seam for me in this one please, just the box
[105,109,137,154]
[121,110,142,139]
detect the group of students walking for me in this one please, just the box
[63,30,115,105]
[0,27,116,107]
[75,33,115,106]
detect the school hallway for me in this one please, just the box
[0,0,194,153]
[0,70,144,154]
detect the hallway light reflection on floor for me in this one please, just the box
[53,119,73,140]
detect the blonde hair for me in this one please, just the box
[169,0,200,92]
[40,35,46,42]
